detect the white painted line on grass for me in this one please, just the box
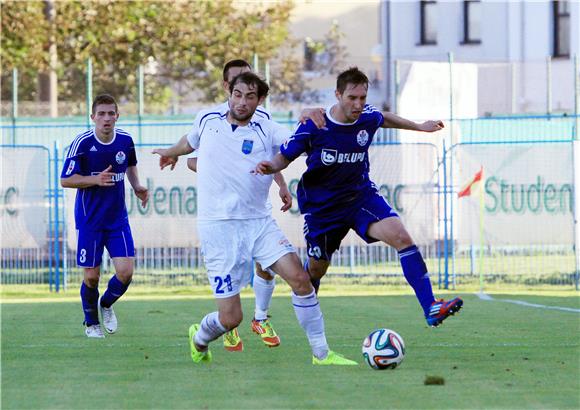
[477,292,580,313]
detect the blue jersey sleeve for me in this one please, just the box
[61,139,86,178]
[373,110,384,128]
[128,138,137,166]
[280,121,315,161]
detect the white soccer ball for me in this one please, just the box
[362,328,406,370]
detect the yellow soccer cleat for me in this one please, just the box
[312,350,358,366]
[223,328,244,352]
[188,324,212,363]
[251,317,281,348]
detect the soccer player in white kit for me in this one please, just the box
[185,59,291,352]
[153,72,356,365]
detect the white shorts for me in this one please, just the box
[197,216,295,298]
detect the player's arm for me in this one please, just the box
[273,172,292,212]
[255,153,291,175]
[152,134,193,170]
[126,165,149,207]
[381,112,444,132]
[61,165,115,188]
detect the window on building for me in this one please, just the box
[553,0,570,57]
[419,1,437,45]
[462,0,481,44]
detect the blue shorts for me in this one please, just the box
[303,189,398,260]
[76,223,135,267]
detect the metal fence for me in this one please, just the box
[0,116,578,291]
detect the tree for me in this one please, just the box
[1,0,313,114]
[303,20,348,75]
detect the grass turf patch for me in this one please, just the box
[1,294,579,409]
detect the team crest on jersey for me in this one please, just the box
[320,149,338,165]
[115,151,126,164]
[357,130,369,146]
[241,139,253,154]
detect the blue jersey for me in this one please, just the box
[281,104,384,215]
[61,128,137,230]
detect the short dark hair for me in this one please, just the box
[223,59,252,82]
[336,67,369,94]
[91,94,118,114]
[229,72,269,99]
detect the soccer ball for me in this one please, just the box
[362,328,406,370]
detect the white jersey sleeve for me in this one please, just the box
[268,121,292,151]
[186,111,203,150]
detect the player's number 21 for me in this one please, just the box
[214,274,233,294]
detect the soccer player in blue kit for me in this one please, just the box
[61,94,149,338]
[255,67,463,327]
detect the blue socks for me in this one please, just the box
[80,282,99,325]
[100,275,130,308]
[398,245,435,316]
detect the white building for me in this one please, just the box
[381,0,580,116]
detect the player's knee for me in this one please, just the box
[308,262,327,280]
[288,269,314,295]
[115,269,133,284]
[83,268,100,287]
[397,233,414,250]
[219,312,243,330]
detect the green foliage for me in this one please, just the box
[1,0,304,109]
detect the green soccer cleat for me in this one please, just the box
[223,328,244,352]
[312,350,358,366]
[188,324,212,363]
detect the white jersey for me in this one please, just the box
[187,102,270,159]
[186,107,290,220]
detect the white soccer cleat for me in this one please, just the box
[85,324,105,338]
[99,301,118,334]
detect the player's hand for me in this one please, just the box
[254,161,276,175]
[134,185,149,207]
[278,185,292,212]
[94,165,115,187]
[299,107,326,129]
[418,120,444,132]
[152,149,178,170]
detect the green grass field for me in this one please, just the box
[1,293,579,409]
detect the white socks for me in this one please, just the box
[291,290,329,359]
[195,311,227,347]
[253,275,275,321]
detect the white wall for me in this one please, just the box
[383,0,579,115]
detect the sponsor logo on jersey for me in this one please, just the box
[320,149,365,166]
[241,139,253,154]
[115,151,126,164]
[90,146,98,152]
[321,149,338,165]
[357,130,369,146]
[337,152,366,163]
[91,171,125,182]
[66,160,76,175]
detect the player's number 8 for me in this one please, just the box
[79,248,87,263]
